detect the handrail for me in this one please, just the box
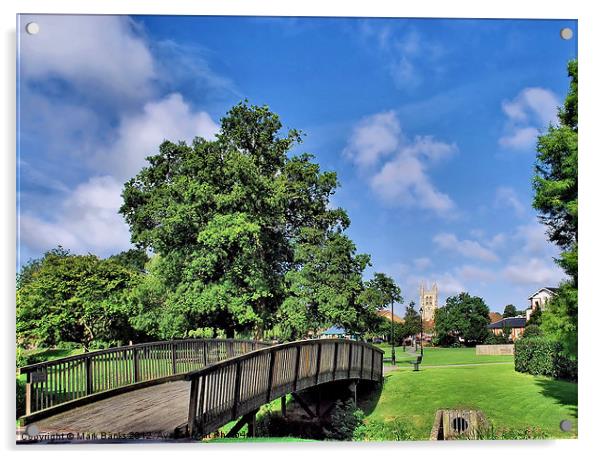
[19,338,272,373]
[19,338,272,420]
[185,339,384,437]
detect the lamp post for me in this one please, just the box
[419,307,424,357]
[391,301,396,366]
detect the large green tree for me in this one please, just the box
[278,229,371,339]
[502,304,518,318]
[433,292,490,346]
[17,247,142,350]
[532,60,578,359]
[121,102,365,339]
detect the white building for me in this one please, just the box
[525,287,558,321]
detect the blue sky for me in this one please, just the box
[17,15,577,314]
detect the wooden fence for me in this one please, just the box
[185,339,384,437]
[475,344,515,355]
[19,339,270,418]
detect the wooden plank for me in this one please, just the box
[187,378,199,437]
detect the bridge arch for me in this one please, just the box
[18,339,383,439]
[185,339,383,438]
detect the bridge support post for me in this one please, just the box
[349,381,357,406]
[291,392,316,418]
[226,408,259,438]
[281,396,287,418]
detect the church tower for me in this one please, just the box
[420,282,438,322]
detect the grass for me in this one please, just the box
[361,364,577,440]
[376,345,514,366]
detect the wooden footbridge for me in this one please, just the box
[19,338,383,440]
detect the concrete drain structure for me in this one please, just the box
[430,409,489,440]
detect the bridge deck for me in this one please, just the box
[35,380,190,438]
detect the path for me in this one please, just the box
[34,380,190,438]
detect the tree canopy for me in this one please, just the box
[17,248,143,350]
[532,60,578,359]
[433,292,490,346]
[120,102,373,339]
[502,304,518,318]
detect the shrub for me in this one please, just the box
[16,348,27,369]
[255,411,323,439]
[522,325,543,338]
[515,337,577,381]
[323,399,364,441]
[484,332,509,344]
[353,417,416,441]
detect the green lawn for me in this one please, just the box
[376,345,514,366]
[361,364,577,440]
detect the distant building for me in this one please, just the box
[525,287,558,321]
[487,317,526,341]
[376,309,404,323]
[319,326,357,339]
[420,282,438,322]
[489,312,503,323]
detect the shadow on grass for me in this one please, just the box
[534,377,578,419]
[357,380,384,417]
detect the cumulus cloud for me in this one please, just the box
[502,258,564,285]
[344,111,456,214]
[342,111,400,168]
[98,93,219,180]
[433,233,498,262]
[499,87,560,151]
[18,13,232,263]
[495,186,525,215]
[20,176,132,256]
[20,15,156,102]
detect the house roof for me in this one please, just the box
[487,317,527,329]
[489,312,503,323]
[528,287,559,300]
[376,309,404,323]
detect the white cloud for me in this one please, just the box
[20,176,132,256]
[342,111,400,168]
[514,220,551,255]
[345,111,456,215]
[499,87,560,151]
[456,265,495,282]
[495,186,526,215]
[502,258,564,285]
[433,233,498,262]
[413,257,432,270]
[434,273,465,297]
[487,233,507,249]
[20,15,156,101]
[499,127,540,150]
[98,93,219,180]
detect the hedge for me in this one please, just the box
[515,337,577,381]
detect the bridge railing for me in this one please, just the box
[185,339,384,437]
[19,339,271,418]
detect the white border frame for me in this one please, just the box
[2,1,600,458]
